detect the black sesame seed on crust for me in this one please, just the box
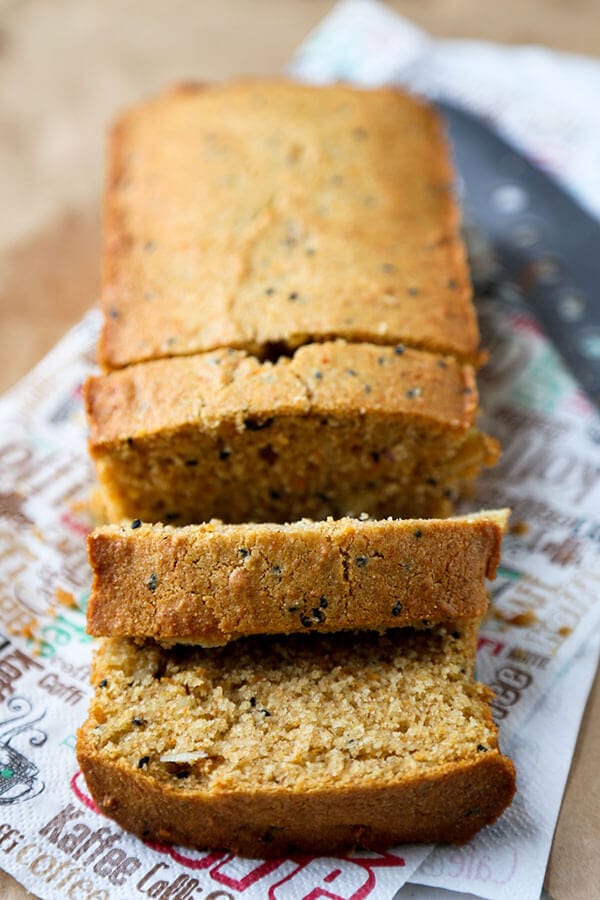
[452,631,461,639]
[319,596,328,609]
[238,548,251,559]
[300,615,313,628]
[147,573,158,592]
[406,387,423,399]
[98,678,108,688]
[311,608,326,624]
[185,458,198,466]
[219,448,231,460]
[394,344,405,355]
[131,518,142,529]
[355,555,368,568]
[132,717,145,727]
[244,417,274,431]
[138,756,150,769]
[477,744,488,752]
[414,529,423,539]
[391,602,403,617]
[250,697,257,707]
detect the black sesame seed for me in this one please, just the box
[311,608,325,623]
[288,292,298,301]
[165,512,179,522]
[219,448,231,460]
[131,518,142,529]
[185,458,198,466]
[391,602,403,617]
[250,697,257,707]
[147,573,158,592]
[138,756,150,769]
[346,368,358,376]
[408,286,420,297]
[175,770,190,779]
[364,384,372,394]
[319,596,328,609]
[132,717,145,727]
[355,555,368,568]
[314,370,323,380]
[377,357,386,366]
[477,744,488,752]
[425,478,438,486]
[394,344,405,355]
[98,678,108,688]
[108,308,120,319]
[244,417,274,431]
[437,359,448,369]
[406,387,422,399]
[261,831,273,843]
[269,489,281,501]
[126,437,134,447]
[414,529,423,539]
[371,451,380,463]
[316,491,331,503]
[261,709,271,717]
[238,548,251,559]
[452,631,461,639]
[272,565,282,576]
[287,605,299,612]
[300,615,313,628]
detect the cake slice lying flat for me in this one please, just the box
[85,340,499,525]
[87,510,509,645]
[77,622,515,857]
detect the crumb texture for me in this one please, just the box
[85,341,499,524]
[77,623,515,856]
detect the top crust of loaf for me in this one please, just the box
[99,80,479,369]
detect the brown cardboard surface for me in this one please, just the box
[1,2,599,897]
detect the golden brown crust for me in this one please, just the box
[76,626,515,857]
[86,511,509,643]
[99,80,479,369]
[84,341,499,524]
[76,741,516,857]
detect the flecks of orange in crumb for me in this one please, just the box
[510,521,529,535]
[559,626,573,637]
[55,587,78,609]
[494,609,537,626]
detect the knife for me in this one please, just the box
[438,99,600,408]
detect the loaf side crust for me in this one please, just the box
[100,80,479,369]
[87,510,509,643]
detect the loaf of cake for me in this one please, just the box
[76,622,516,857]
[100,81,479,370]
[85,340,499,525]
[87,510,509,644]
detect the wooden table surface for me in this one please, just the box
[1,2,599,898]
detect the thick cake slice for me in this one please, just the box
[85,340,499,525]
[77,622,515,857]
[87,510,509,644]
[100,80,479,369]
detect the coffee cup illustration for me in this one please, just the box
[0,696,46,804]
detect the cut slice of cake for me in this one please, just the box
[87,510,509,645]
[100,81,479,369]
[85,340,499,525]
[76,622,516,857]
